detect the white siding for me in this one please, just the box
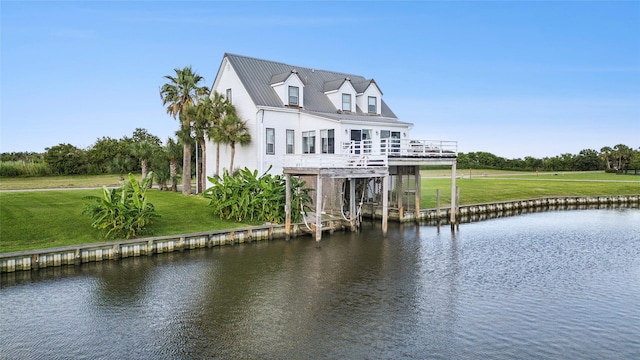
[208,59,259,181]
[271,73,305,107]
[207,56,412,180]
[325,81,357,112]
[356,83,383,115]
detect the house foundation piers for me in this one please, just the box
[284,163,390,245]
[283,144,458,243]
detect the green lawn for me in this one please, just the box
[420,171,640,207]
[0,189,247,253]
[0,174,126,190]
[1,171,638,253]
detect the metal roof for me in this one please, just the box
[222,53,399,121]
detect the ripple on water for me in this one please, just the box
[1,209,639,359]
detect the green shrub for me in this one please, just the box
[44,143,88,175]
[82,173,159,239]
[204,167,312,224]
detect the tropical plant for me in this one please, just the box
[165,137,182,192]
[600,146,613,170]
[160,66,209,195]
[215,110,251,173]
[149,146,171,190]
[187,96,217,192]
[83,173,159,239]
[613,144,632,170]
[203,167,312,224]
[131,140,157,180]
[209,91,233,177]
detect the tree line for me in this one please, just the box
[1,66,252,193]
[456,144,640,172]
[0,128,184,190]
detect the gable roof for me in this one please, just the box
[220,53,400,122]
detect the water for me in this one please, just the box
[1,209,639,359]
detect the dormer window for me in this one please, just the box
[271,70,304,108]
[342,93,352,112]
[288,86,299,106]
[368,96,377,114]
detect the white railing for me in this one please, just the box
[283,139,457,169]
[283,154,387,168]
[342,139,457,157]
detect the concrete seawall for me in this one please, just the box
[0,221,346,273]
[1,195,638,273]
[366,194,640,223]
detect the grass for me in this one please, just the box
[0,174,126,190]
[419,170,640,208]
[1,171,638,253]
[0,189,247,253]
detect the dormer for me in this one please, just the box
[323,77,357,113]
[270,70,305,108]
[354,79,383,115]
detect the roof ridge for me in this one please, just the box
[225,53,365,79]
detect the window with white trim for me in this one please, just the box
[302,130,316,154]
[321,129,335,154]
[380,130,401,153]
[266,128,275,155]
[226,88,232,104]
[288,86,299,106]
[342,93,351,112]
[368,96,377,114]
[286,129,294,154]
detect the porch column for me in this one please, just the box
[382,175,389,237]
[450,161,457,230]
[414,165,421,222]
[316,174,323,244]
[349,178,356,231]
[285,173,291,240]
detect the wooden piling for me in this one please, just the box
[315,174,323,244]
[285,174,291,240]
[382,175,389,237]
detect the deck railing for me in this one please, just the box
[283,154,387,168]
[342,139,457,157]
[283,139,456,169]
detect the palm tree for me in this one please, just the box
[131,140,156,180]
[209,91,232,178]
[600,146,613,170]
[165,137,182,192]
[160,66,209,195]
[216,110,251,173]
[613,144,631,170]
[188,96,215,193]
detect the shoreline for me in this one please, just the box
[2,194,638,274]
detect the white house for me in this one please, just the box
[207,53,458,239]
[207,53,415,176]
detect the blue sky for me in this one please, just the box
[1,1,639,158]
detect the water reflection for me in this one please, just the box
[1,209,639,359]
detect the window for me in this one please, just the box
[288,86,299,106]
[342,93,351,112]
[226,88,232,104]
[368,96,377,114]
[286,129,294,154]
[302,131,316,154]
[350,129,372,154]
[266,128,275,155]
[321,129,335,154]
[380,130,401,153]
